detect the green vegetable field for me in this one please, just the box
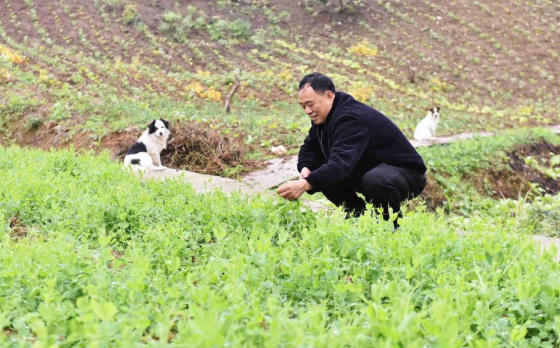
[2,144,560,347]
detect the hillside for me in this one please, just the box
[2,2,560,344]
[0,0,559,171]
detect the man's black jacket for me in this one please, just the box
[298,92,427,191]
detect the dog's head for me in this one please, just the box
[148,119,171,140]
[427,107,440,120]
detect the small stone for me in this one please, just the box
[271,145,287,156]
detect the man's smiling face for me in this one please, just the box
[297,84,335,125]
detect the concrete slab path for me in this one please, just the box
[141,168,261,195]
[242,124,560,191]
[139,167,330,212]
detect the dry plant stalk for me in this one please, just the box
[224,69,241,114]
[162,125,241,174]
[407,65,416,84]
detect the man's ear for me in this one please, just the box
[326,90,335,101]
[148,120,157,134]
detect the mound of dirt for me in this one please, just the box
[104,121,265,176]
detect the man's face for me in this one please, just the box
[297,84,335,125]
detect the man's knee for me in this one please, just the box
[361,179,383,198]
[361,164,409,203]
[320,183,366,213]
[361,168,392,197]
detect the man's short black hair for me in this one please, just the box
[298,72,336,94]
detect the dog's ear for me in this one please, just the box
[435,106,440,112]
[148,119,157,134]
[160,118,170,129]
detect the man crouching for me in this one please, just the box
[277,72,427,230]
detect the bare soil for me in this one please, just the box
[2,0,559,106]
[499,141,560,196]
[421,140,560,210]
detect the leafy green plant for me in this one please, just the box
[122,4,140,25]
[25,115,41,130]
[1,146,560,346]
[159,11,188,43]
[419,129,560,213]
[207,18,252,43]
[159,7,207,43]
[524,153,560,180]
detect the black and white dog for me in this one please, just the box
[124,119,170,171]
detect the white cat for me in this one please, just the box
[413,107,440,141]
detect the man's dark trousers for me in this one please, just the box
[319,163,426,228]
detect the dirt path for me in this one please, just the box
[141,168,261,195]
[139,167,329,212]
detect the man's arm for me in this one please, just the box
[304,114,369,191]
[277,179,313,201]
[299,167,312,179]
[297,127,324,172]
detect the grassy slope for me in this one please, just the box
[0,0,559,158]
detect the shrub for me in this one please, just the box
[207,18,252,43]
[159,8,207,43]
[122,4,140,25]
[160,11,187,42]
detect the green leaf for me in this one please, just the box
[510,325,528,342]
[92,301,118,321]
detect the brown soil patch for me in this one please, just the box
[498,141,560,196]
[8,213,31,240]
[1,0,559,111]
[421,140,560,210]
[101,129,140,158]
[2,0,560,138]
[2,327,17,337]
[420,175,447,209]
[12,120,70,150]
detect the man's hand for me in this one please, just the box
[299,167,312,179]
[277,179,312,201]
